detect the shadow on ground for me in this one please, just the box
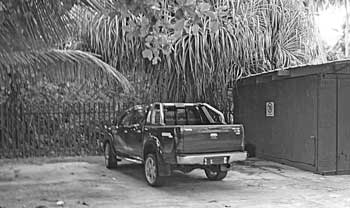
[110,161,254,191]
[112,162,210,186]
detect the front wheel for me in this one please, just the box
[144,153,163,186]
[104,142,118,169]
[204,166,228,181]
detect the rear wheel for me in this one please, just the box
[144,153,163,186]
[104,142,118,169]
[204,166,228,181]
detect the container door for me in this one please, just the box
[337,78,350,173]
[272,77,317,166]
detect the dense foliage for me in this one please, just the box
[0,0,132,106]
[75,0,323,104]
[0,0,325,106]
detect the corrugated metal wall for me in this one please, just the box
[235,75,319,171]
[317,78,337,173]
[336,78,350,174]
[234,62,350,174]
[318,75,350,174]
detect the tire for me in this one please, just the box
[104,142,118,169]
[204,166,228,181]
[144,153,163,186]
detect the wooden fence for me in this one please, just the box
[0,102,125,158]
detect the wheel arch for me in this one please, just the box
[143,138,159,160]
[143,136,172,177]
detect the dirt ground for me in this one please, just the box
[1,157,350,208]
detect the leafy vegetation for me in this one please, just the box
[0,0,132,106]
[0,0,134,158]
[75,0,323,104]
[0,0,325,106]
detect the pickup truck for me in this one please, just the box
[103,103,247,186]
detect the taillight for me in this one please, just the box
[232,127,241,135]
[233,126,245,151]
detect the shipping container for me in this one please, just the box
[234,60,350,174]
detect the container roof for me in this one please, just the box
[239,59,350,85]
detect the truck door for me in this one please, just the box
[115,111,134,155]
[127,108,146,157]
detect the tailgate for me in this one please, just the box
[179,125,244,154]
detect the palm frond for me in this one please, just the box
[0,0,74,53]
[0,0,133,95]
[0,49,133,93]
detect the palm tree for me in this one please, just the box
[77,0,323,105]
[0,0,132,104]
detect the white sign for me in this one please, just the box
[266,102,274,117]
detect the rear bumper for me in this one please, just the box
[176,151,247,165]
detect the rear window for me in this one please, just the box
[164,105,216,125]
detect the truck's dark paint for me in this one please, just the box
[103,103,247,185]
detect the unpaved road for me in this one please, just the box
[1,157,350,208]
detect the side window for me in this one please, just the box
[132,109,146,125]
[164,107,176,125]
[120,112,133,126]
[186,106,202,125]
[151,104,161,125]
[154,111,160,124]
[176,108,186,125]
